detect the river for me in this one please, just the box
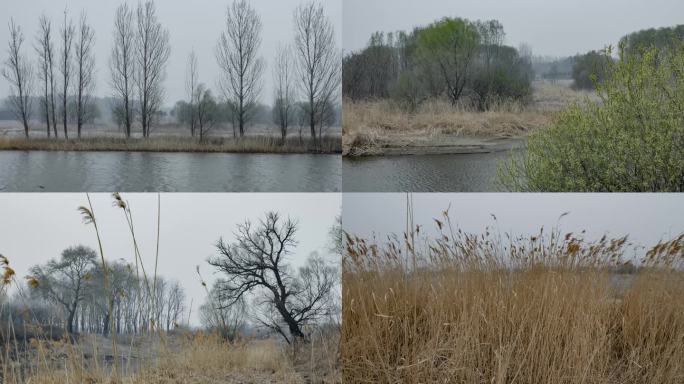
[0,151,341,192]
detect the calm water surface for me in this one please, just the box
[343,151,516,192]
[0,151,341,192]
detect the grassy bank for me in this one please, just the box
[343,214,684,383]
[0,136,341,154]
[2,331,339,383]
[343,83,594,156]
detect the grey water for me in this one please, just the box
[343,151,515,192]
[0,151,341,192]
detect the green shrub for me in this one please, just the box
[498,43,684,192]
[571,50,612,90]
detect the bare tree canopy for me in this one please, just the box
[135,0,170,138]
[75,12,95,138]
[110,3,136,138]
[58,9,75,139]
[2,18,33,138]
[293,2,340,142]
[29,245,97,335]
[185,49,199,137]
[34,15,56,138]
[272,44,295,142]
[216,0,264,138]
[208,212,337,344]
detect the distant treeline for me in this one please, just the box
[3,245,186,337]
[1,0,341,142]
[343,17,534,110]
[541,24,684,90]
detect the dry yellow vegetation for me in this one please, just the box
[2,332,340,384]
[342,212,684,383]
[0,136,341,154]
[342,82,596,156]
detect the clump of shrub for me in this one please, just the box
[499,42,684,191]
[571,49,613,90]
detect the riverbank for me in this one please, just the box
[343,82,593,156]
[0,135,341,154]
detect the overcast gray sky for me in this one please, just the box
[0,0,342,103]
[344,193,684,254]
[343,0,684,57]
[0,193,341,326]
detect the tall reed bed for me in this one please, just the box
[342,211,684,383]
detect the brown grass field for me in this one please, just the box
[342,82,596,156]
[342,212,684,383]
[1,331,339,383]
[0,136,341,154]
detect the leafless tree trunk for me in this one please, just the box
[111,3,135,139]
[59,10,75,139]
[216,0,264,138]
[209,212,337,344]
[35,15,54,138]
[293,2,340,144]
[135,0,170,138]
[273,44,294,143]
[186,50,198,137]
[2,19,33,138]
[75,13,95,139]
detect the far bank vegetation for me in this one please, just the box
[1,0,341,153]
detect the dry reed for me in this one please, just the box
[0,136,341,154]
[342,83,596,156]
[342,212,684,383]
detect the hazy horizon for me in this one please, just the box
[343,0,684,57]
[0,193,341,327]
[344,193,684,254]
[0,0,342,107]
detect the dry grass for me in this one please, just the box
[0,136,341,154]
[342,213,684,383]
[342,82,596,156]
[5,333,311,384]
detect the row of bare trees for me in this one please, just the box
[3,10,95,139]
[2,1,169,139]
[28,245,186,335]
[183,0,340,143]
[4,0,338,142]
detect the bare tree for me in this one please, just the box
[216,0,264,138]
[293,2,340,143]
[2,19,33,138]
[186,50,199,137]
[208,212,337,344]
[110,3,136,138]
[35,15,56,138]
[196,84,217,141]
[200,287,245,340]
[59,9,75,139]
[75,13,95,138]
[272,44,295,143]
[135,0,170,138]
[29,245,97,335]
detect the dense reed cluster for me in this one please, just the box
[343,211,684,383]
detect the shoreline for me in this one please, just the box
[343,134,526,157]
[0,136,341,155]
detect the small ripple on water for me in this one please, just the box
[343,151,514,192]
[0,151,341,192]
